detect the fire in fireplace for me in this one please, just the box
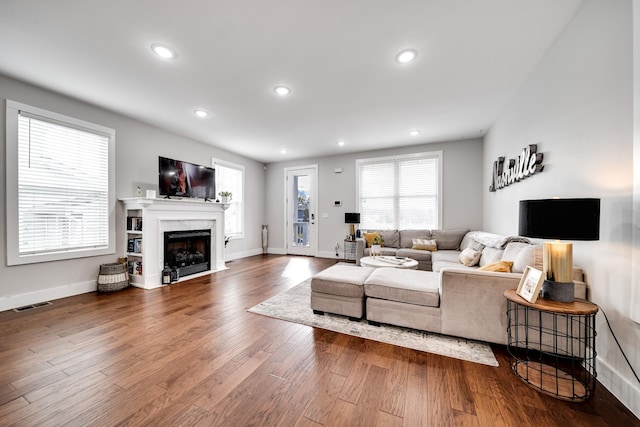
[163,229,211,279]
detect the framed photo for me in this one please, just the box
[516,266,545,303]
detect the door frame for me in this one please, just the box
[284,164,318,256]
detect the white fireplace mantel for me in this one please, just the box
[120,197,227,289]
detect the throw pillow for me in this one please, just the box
[431,229,470,250]
[479,260,514,273]
[411,238,437,251]
[502,242,536,273]
[479,247,504,267]
[363,231,382,248]
[458,247,482,266]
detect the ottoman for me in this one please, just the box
[310,264,374,320]
[364,268,443,333]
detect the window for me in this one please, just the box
[356,151,442,230]
[213,159,244,239]
[6,100,115,265]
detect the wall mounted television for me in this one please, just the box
[158,156,216,200]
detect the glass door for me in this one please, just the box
[285,166,317,256]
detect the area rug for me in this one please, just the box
[248,279,499,367]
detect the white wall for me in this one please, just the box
[265,138,483,257]
[484,0,639,416]
[0,74,266,309]
[631,0,640,327]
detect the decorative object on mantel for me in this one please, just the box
[519,198,600,302]
[219,191,232,204]
[489,144,544,192]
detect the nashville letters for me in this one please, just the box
[489,144,544,192]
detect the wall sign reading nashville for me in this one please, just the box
[489,144,544,192]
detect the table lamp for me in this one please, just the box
[344,212,360,240]
[518,198,600,302]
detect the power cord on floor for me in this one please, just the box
[599,305,640,384]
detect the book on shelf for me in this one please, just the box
[126,216,143,231]
[127,237,142,254]
[128,260,143,275]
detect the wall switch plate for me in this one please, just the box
[334,167,343,173]
[334,201,341,207]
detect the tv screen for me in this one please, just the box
[159,156,216,200]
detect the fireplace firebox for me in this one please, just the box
[164,229,211,279]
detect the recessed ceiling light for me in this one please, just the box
[274,86,291,96]
[409,129,421,136]
[151,43,176,59]
[194,109,209,118]
[337,140,345,146]
[280,148,287,154]
[396,49,417,63]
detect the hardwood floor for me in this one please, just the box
[0,255,637,426]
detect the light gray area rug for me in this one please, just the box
[248,279,499,367]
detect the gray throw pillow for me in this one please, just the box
[431,229,470,250]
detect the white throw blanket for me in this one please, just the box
[467,231,531,249]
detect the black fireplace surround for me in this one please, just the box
[164,229,211,278]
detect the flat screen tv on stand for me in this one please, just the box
[158,156,216,201]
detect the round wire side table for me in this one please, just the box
[504,289,598,401]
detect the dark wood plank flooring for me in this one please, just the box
[0,255,637,426]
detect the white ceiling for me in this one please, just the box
[0,0,582,163]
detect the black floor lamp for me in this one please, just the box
[519,198,600,302]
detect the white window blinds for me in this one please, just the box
[215,160,244,238]
[357,152,442,230]
[17,112,110,255]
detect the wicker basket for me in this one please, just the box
[97,262,129,292]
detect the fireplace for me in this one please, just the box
[164,229,211,278]
[120,197,226,289]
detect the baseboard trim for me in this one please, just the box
[317,250,345,260]
[0,280,97,312]
[261,249,347,260]
[225,248,264,261]
[597,355,640,418]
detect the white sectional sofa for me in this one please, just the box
[312,230,587,345]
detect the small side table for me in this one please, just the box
[504,289,598,401]
[343,239,357,263]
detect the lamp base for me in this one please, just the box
[541,280,574,302]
